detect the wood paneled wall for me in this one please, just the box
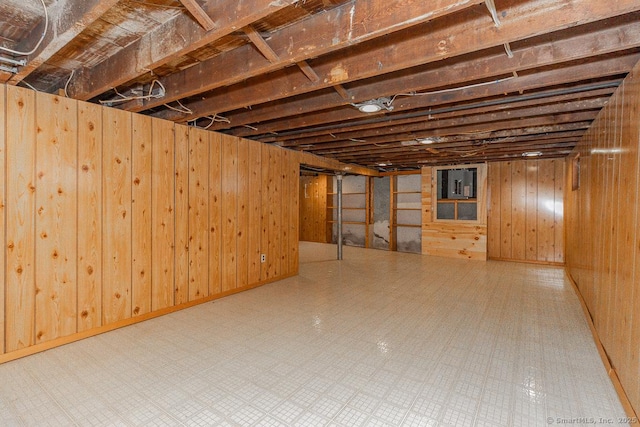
[566,60,640,416]
[299,175,331,243]
[487,159,565,264]
[0,85,299,360]
[421,165,488,260]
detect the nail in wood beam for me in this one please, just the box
[178,0,216,31]
[296,60,320,82]
[485,0,501,27]
[244,25,280,63]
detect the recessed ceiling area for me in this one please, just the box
[1,0,639,170]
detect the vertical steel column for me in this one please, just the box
[336,174,343,260]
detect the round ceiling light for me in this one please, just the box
[351,97,394,113]
[358,103,382,113]
[522,151,543,157]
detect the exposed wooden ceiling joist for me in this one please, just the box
[2,0,639,169]
[222,16,640,137]
[66,0,299,100]
[276,96,610,147]
[153,0,640,124]
[3,0,120,85]
[118,0,485,112]
[178,0,216,31]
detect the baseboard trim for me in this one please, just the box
[565,271,639,421]
[489,256,565,267]
[0,272,297,365]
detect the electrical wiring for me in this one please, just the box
[387,76,516,106]
[190,114,231,130]
[98,79,165,105]
[20,81,39,91]
[63,69,75,97]
[0,0,48,56]
[163,99,193,114]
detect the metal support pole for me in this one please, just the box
[336,174,343,260]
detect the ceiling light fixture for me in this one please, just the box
[417,137,438,144]
[522,151,543,157]
[351,97,394,113]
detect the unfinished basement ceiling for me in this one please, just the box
[1,0,639,171]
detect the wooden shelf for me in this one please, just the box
[395,223,422,228]
[392,191,421,195]
[328,206,365,210]
[437,198,477,203]
[393,207,421,211]
[327,192,366,195]
[328,220,366,225]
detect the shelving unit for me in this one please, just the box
[390,173,422,253]
[327,177,372,248]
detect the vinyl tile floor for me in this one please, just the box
[0,242,627,426]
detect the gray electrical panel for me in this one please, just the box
[437,168,477,200]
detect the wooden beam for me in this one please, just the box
[296,151,380,177]
[244,25,279,63]
[247,78,621,142]
[300,112,597,152]
[178,0,216,31]
[276,97,608,146]
[341,142,579,162]
[7,0,120,85]
[297,61,320,82]
[124,0,485,112]
[333,85,350,100]
[279,88,615,150]
[331,138,583,162]
[328,132,586,158]
[154,0,640,122]
[223,16,640,138]
[66,0,297,100]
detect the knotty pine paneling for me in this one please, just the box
[261,146,271,281]
[174,124,190,305]
[151,119,175,311]
[5,85,36,352]
[299,175,330,243]
[77,102,102,332]
[221,136,238,293]
[511,161,527,260]
[499,162,513,259]
[131,114,152,317]
[0,85,5,354]
[208,132,222,296]
[566,60,640,416]
[288,152,300,274]
[268,146,282,278]
[421,165,488,260]
[35,93,78,343]
[248,142,262,284]
[102,107,132,324]
[281,151,300,275]
[237,138,250,288]
[487,159,565,264]
[188,127,209,300]
[0,83,299,363]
